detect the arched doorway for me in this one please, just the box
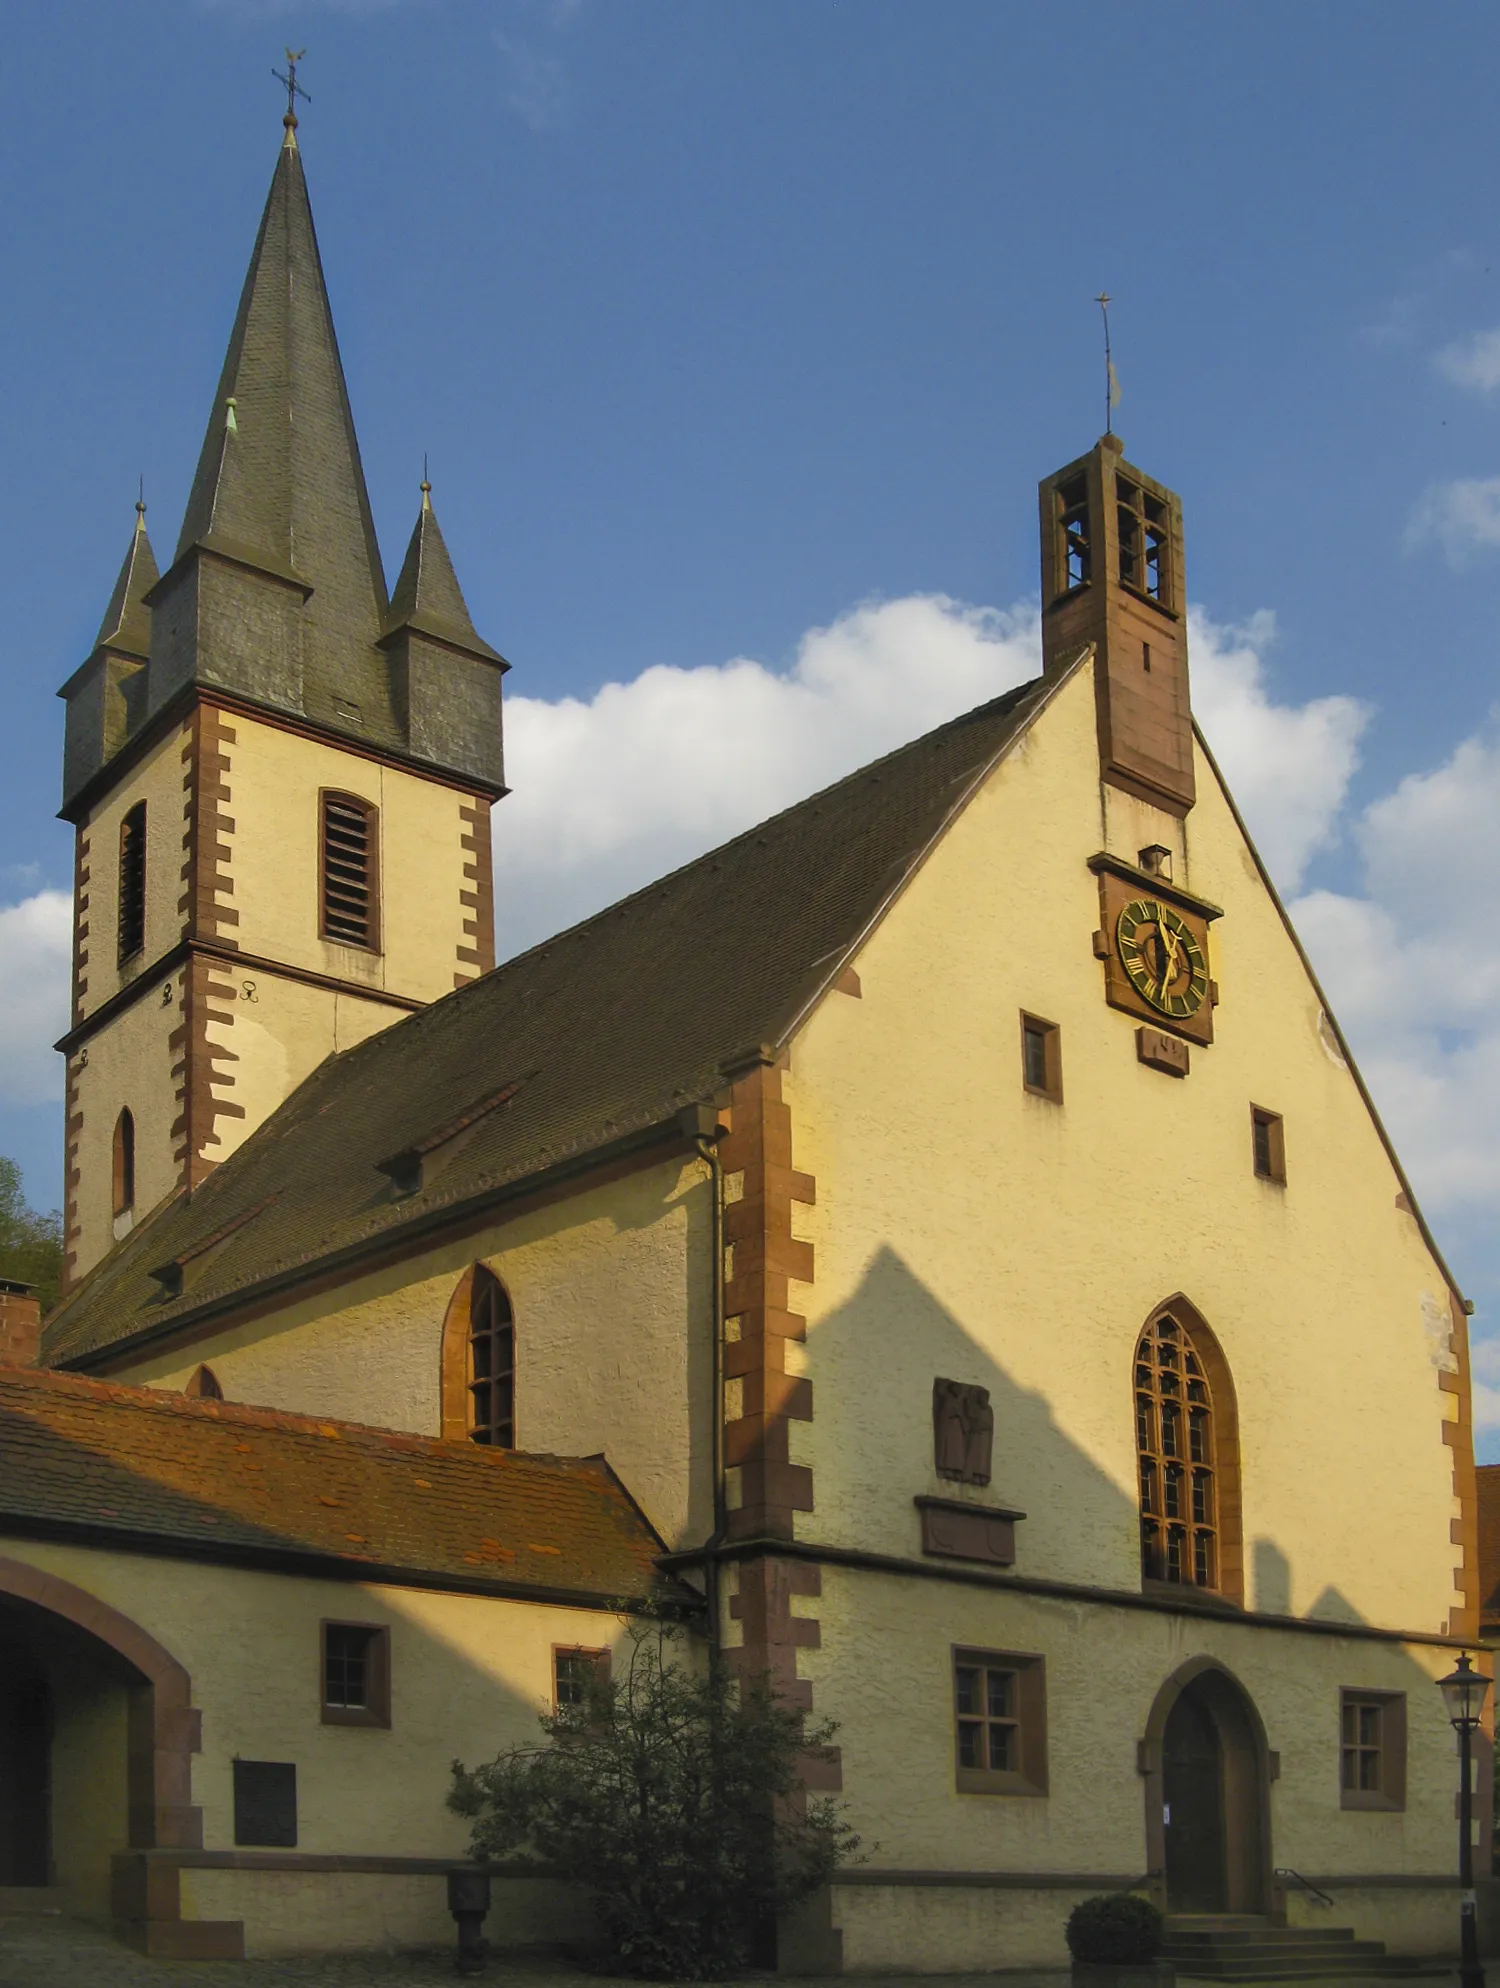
[0,1559,204,1919]
[1143,1659,1272,1917]
[0,1639,51,1885]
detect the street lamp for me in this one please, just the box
[1438,1652,1491,1988]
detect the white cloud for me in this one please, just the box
[0,892,71,1107]
[1406,477,1500,560]
[1188,609,1368,891]
[494,590,1363,955]
[1292,723,1500,1235]
[494,594,1040,951]
[1437,327,1500,394]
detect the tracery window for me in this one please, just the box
[467,1265,515,1447]
[1136,1311,1220,1591]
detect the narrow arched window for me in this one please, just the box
[1136,1309,1230,1593]
[112,1108,135,1219]
[118,802,147,964]
[320,791,379,949]
[467,1266,514,1447]
[185,1365,223,1400]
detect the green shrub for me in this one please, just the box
[1066,1892,1164,1964]
[449,1623,859,1980]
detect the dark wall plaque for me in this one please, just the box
[915,1496,1024,1567]
[233,1759,298,1847]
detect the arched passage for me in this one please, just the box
[1141,1657,1272,1918]
[0,1557,202,1872]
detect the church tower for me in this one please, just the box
[56,112,506,1288]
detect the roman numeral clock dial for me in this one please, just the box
[1117,899,1208,1019]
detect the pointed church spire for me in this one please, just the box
[385,473,503,662]
[93,497,158,659]
[175,126,387,629]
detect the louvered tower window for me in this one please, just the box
[118,802,147,964]
[467,1266,515,1447]
[319,793,379,949]
[1136,1312,1219,1591]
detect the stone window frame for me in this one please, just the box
[952,1646,1047,1798]
[1251,1105,1287,1185]
[318,788,382,953]
[1134,1298,1245,1608]
[117,799,147,965]
[553,1644,611,1718]
[1339,1688,1406,1812]
[320,1620,391,1730]
[441,1264,518,1447]
[1020,1011,1063,1104]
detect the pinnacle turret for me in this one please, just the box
[385,481,504,664]
[94,502,158,660]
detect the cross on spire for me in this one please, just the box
[273,48,310,131]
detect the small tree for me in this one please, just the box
[0,1158,62,1314]
[448,1623,859,1979]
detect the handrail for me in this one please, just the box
[1276,1868,1335,1908]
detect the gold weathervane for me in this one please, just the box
[273,48,311,129]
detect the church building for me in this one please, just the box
[0,103,1487,1969]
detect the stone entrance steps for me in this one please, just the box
[1163,1918,1449,1981]
[0,1888,67,1917]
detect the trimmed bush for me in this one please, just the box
[1066,1893,1164,1965]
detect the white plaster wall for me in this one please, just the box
[785,656,1462,1635]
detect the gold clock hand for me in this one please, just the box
[1158,917,1180,994]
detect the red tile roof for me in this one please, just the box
[0,1368,688,1611]
[1478,1463,1500,1635]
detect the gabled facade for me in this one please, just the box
[13,111,1489,1974]
[56,119,504,1288]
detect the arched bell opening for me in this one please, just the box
[1141,1657,1273,1919]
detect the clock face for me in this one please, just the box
[1116,899,1209,1020]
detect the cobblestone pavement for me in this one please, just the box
[0,1921,1463,1988]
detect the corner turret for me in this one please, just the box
[58,502,159,807]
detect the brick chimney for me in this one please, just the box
[0,1281,42,1367]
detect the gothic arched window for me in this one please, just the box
[466,1266,514,1448]
[112,1108,135,1219]
[1135,1305,1242,1601]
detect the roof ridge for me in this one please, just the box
[0,1364,606,1471]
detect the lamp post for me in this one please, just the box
[1439,1653,1491,1988]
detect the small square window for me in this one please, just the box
[1020,1014,1063,1104]
[952,1648,1047,1797]
[1339,1690,1405,1810]
[554,1646,611,1718]
[233,1760,297,1847]
[1251,1106,1286,1184]
[321,1622,390,1729]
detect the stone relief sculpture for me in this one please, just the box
[932,1378,994,1486]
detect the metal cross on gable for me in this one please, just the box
[273,48,311,125]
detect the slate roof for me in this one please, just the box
[93,508,158,660]
[44,673,1056,1367]
[385,488,505,665]
[1478,1463,1500,1634]
[0,1367,685,1607]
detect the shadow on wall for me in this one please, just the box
[797,1247,1475,1909]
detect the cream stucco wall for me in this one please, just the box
[200,971,412,1168]
[69,965,183,1277]
[222,713,477,1004]
[113,1153,713,1551]
[782,655,1462,1637]
[2,1537,634,1871]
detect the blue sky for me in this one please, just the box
[5,2,1500,1439]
